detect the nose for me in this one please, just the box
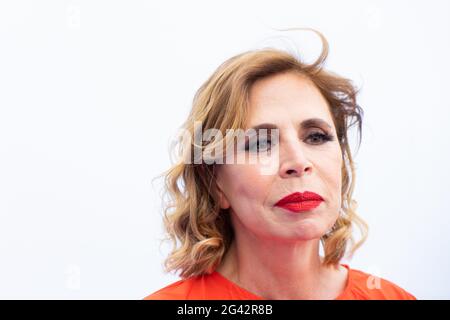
[278,138,313,178]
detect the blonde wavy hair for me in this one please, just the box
[157,28,369,279]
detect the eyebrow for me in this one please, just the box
[249,118,332,131]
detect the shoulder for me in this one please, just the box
[143,278,195,300]
[345,266,417,300]
[143,271,261,300]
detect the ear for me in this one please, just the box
[219,191,231,210]
[215,178,231,210]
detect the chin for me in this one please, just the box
[276,229,324,242]
[290,225,328,240]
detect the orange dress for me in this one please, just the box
[144,264,417,300]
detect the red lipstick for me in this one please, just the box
[274,191,324,213]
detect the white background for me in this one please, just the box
[0,0,449,299]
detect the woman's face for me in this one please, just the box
[216,72,343,242]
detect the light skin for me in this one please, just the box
[215,71,348,300]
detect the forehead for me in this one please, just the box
[247,72,333,129]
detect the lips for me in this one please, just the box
[274,191,324,213]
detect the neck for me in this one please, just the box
[216,224,340,299]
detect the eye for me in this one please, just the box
[245,137,272,152]
[305,131,334,145]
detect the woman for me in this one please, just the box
[144,29,417,300]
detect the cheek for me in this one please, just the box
[320,142,342,175]
[223,164,272,209]
[328,153,342,187]
[308,144,342,193]
[320,147,343,202]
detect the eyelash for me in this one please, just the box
[244,132,334,152]
[306,132,335,145]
